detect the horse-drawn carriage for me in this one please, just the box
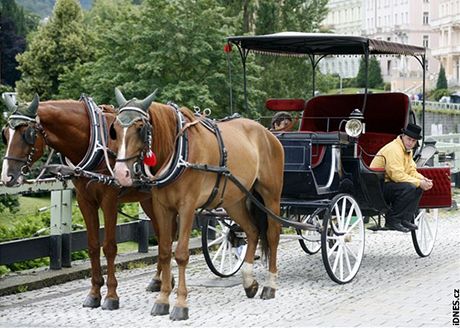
[1,33,453,320]
[200,32,452,284]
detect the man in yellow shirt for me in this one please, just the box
[370,123,433,232]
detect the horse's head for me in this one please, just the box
[111,88,157,187]
[1,94,46,186]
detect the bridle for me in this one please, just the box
[2,114,39,176]
[114,105,153,178]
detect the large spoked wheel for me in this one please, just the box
[201,214,247,277]
[321,194,365,284]
[411,208,438,257]
[296,213,321,254]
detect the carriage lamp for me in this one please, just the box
[345,109,364,138]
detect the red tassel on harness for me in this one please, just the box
[143,151,157,167]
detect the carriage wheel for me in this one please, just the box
[201,215,247,277]
[321,194,365,284]
[296,214,321,254]
[411,208,438,257]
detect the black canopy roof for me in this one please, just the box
[227,32,425,57]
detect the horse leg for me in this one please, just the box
[140,199,176,292]
[169,205,196,321]
[76,194,103,308]
[255,185,282,300]
[225,202,261,299]
[151,205,175,317]
[100,200,120,310]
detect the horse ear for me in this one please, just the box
[140,89,158,111]
[115,87,127,107]
[2,93,17,112]
[26,94,40,116]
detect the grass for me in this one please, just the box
[0,195,51,228]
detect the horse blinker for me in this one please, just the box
[23,126,36,145]
[1,128,7,145]
[109,123,117,140]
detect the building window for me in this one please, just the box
[423,12,429,25]
[423,35,429,48]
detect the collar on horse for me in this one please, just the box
[59,95,109,172]
[133,102,190,188]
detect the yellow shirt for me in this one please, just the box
[370,136,424,187]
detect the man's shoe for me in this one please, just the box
[402,220,418,230]
[385,222,410,233]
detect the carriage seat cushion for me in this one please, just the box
[265,98,305,112]
[300,93,409,134]
[358,132,396,167]
[417,167,452,208]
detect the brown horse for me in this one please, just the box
[0,93,172,310]
[111,89,284,320]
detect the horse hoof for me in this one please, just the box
[146,276,175,292]
[146,279,161,292]
[260,286,276,300]
[244,280,259,298]
[101,298,119,310]
[170,306,189,321]
[151,303,169,316]
[82,295,101,308]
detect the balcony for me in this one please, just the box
[432,45,460,57]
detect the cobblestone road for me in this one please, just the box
[0,210,459,327]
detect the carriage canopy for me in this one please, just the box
[227,32,426,57]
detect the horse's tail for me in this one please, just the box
[248,190,269,263]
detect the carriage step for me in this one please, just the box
[367,225,392,232]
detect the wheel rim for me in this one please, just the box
[202,218,247,277]
[412,208,438,257]
[297,214,321,254]
[322,195,365,284]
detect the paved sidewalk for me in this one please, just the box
[0,209,459,327]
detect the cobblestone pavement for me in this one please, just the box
[0,209,459,327]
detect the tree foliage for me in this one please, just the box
[16,0,331,118]
[16,0,94,100]
[355,56,384,89]
[436,65,448,90]
[0,0,38,86]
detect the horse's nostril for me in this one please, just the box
[125,170,129,178]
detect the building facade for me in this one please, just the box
[321,0,440,92]
[363,0,440,92]
[431,0,460,87]
[321,0,362,78]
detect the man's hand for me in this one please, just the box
[420,178,433,191]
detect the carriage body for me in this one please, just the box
[272,92,452,216]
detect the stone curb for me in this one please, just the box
[0,237,202,296]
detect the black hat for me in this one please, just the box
[401,123,422,140]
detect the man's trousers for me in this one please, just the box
[384,182,423,224]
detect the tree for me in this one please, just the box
[436,65,448,90]
[355,56,384,89]
[16,0,94,100]
[368,56,383,89]
[0,0,38,86]
[250,0,330,114]
[60,0,239,117]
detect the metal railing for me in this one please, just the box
[429,134,460,173]
[0,178,153,270]
[412,100,460,111]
